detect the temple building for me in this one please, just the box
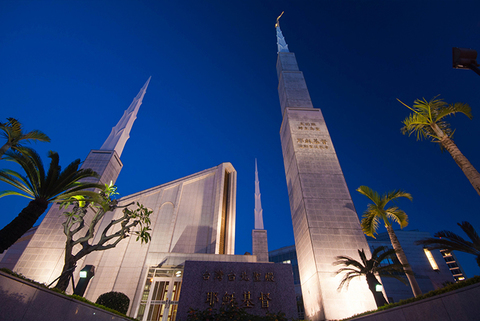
[0,17,410,321]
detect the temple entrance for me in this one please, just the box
[137,268,183,321]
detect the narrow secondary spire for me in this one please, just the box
[254,159,264,229]
[275,12,289,53]
[100,77,151,157]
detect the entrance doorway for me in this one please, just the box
[137,268,183,321]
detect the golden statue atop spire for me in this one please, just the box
[275,11,284,28]
[275,12,289,53]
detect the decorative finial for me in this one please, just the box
[275,12,289,53]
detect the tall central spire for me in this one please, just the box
[100,77,151,157]
[254,159,264,229]
[275,12,289,53]
[275,19,376,320]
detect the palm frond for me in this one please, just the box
[458,222,480,246]
[357,186,381,204]
[0,190,35,199]
[436,102,472,121]
[16,130,50,143]
[386,207,409,229]
[386,190,412,202]
[401,112,433,140]
[334,256,366,271]
[337,272,362,290]
[0,170,35,197]
[361,209,380,237]
[416,227,479,257]
[43,151,61,196]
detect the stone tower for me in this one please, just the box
[275,17,376,320]
[252,159,269,262]
[11,78,151,285]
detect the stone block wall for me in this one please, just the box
[350,282,480,321]
[0,271,130,321]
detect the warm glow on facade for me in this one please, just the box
[424,248,439,270]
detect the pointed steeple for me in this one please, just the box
[254,159,264,229]
[252,158,269,262]
[275,12,289,53]
[100,77,151,157]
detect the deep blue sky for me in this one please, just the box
[1,1,480,278]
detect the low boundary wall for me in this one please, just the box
[350,282,480,321]
[0,271,130,321]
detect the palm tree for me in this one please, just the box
[399,97,480,196]
[416,221,480,268]
[0,148,102,253]
[0,118,50,159]
[357,185,422,297]
[334,246,407,307]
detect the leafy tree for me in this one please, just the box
[54,183,152,291]
[96,291,130,315]
[357,185,422,297]
[0,118,50,159]
[0,149,101,253]
[333,246,407,307]
[399,97,480,196]
[416,221,480,267]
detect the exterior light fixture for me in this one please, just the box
[375,284,383,292]
[176,271,182,277]
[423,248,439,270]
[74,265,95,296]
[453,47,480,76]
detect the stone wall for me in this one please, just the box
[350,282,480,321]
[0,271,130,321]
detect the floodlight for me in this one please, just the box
[453,47,480,76]
[74,265,95,297]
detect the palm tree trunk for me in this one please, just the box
[386,225,422,297]
[366,273,388,307]
[440,136,480,196]
[0,198,48,253]
[0,142,11,160]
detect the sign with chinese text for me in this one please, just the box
[176,260,297,320]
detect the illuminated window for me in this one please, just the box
[423,248,439,270]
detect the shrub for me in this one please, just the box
[95,291,130,315]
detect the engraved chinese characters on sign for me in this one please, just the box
[202,271,274,283]
[206,292,218,306]
[177,261,297,319]
[295,122,329,150]
[297,122,320,131]
[259,292,271,308]
[296,137,329,149]
[202,271,275,308]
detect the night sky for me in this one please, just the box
[1,1,480,278]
